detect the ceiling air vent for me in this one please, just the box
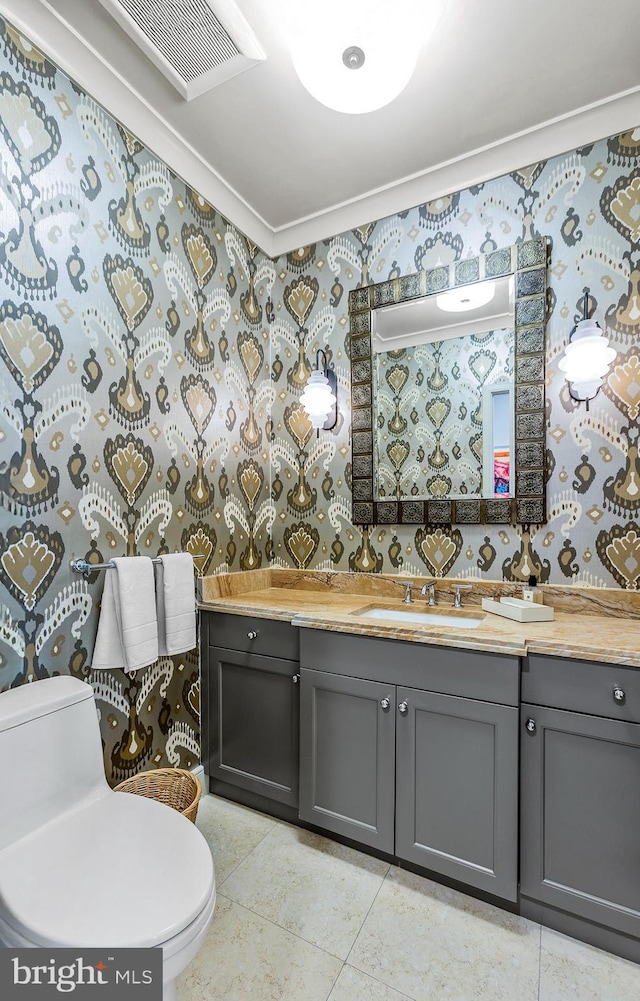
[99,0,265,100]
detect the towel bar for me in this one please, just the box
[70,556,203,577]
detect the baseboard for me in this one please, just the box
[207,778,300,824]
[191,764,205,793]
[520,896,640,965]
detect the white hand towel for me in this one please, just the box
[155,553,196,656]
[91,556,158,671]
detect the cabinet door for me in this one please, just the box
[396,688,518,901]
[207,646,299,808]
[521,704,640,937]
[299,668,395,852]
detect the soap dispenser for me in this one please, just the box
[522,575,543,604]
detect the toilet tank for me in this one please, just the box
[0,677,109,850]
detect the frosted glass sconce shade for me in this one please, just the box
[558,292,616,405]
[300,350,337,430]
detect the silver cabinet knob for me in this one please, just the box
[380,697,391,710]
[613,686,626,704]
[525,718,536,734]
[292,674,300,684]
[247,630,258,640]
[398,700,409,715]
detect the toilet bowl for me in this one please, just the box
[0,677,215,1000]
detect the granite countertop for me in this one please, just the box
[198,569,640,668]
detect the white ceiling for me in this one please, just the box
[2,0,640,257]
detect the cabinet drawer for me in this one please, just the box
[301,629,519,706]
[205,611,299,661]
[522,654,640,723]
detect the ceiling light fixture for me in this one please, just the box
[287,1,443,114]
[558,289,616,408]
[436,280,496,313]
[300,350,337,432]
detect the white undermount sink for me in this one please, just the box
[357,607,484,629]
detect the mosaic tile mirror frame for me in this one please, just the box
[348,238,548,527]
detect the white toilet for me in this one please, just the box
[0,676,216,1000]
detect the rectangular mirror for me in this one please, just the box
[348,239,548,526]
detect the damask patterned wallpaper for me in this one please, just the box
[373,328,514,499]
[1,18,639,780]
[0,21,275,782]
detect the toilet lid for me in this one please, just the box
[0,790,215,949]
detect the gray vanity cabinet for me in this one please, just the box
[395,687,518,900]
[202,611,300,809]
[298,669,396,852]
[299,630,519,901]
[520,654,640,943]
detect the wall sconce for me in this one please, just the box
[558,289,616,408]
[300,349,337,432]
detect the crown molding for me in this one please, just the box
[271,88,640,256]
[0,0,275,252]
[3,1,640,261]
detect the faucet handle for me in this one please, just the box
[451,583,472,608]
[402,580,415,604]
[390,578,415,603]
[420,580,436,605]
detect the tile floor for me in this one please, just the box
[177,794,640,1001]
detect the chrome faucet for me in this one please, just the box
[451,583,472,609]
[400,580,416,600]
[420,579,437,606]
[390,579,415,604]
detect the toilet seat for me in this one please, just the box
[0,789,215,951]
[0,881,216,977]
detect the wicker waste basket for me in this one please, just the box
[114,767,201,824]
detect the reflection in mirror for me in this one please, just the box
[372,276,513,350]
[348,239,548,526]
[482,381,514,497]
[373,326,514,500]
